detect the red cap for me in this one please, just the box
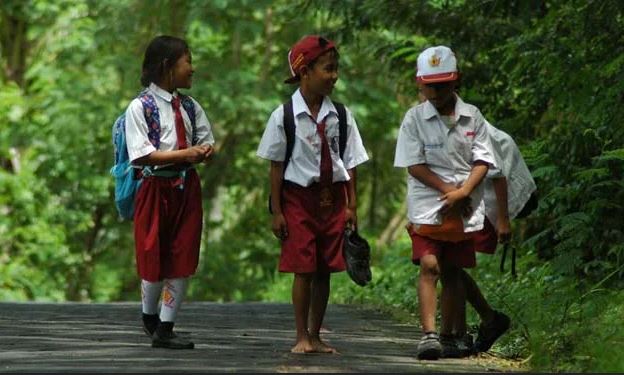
[284,35,337,84]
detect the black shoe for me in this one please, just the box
[440,334,462,358]
[152,330,194,349]
[417,332,442,360]
[456,333,474,357]
[142,314,160,337]
[474,311,510,353]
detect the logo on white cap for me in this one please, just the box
[416,46,458,83]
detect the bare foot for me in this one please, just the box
[290,338,315,354]
[310,336,338,354]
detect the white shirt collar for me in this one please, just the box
[292,89,337,122]
[149,83,178,102]
[422,94,473,120]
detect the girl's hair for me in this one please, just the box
[140,35,190,87]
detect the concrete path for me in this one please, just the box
[0,302,508,373]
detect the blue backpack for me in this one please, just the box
[111,90,197,220]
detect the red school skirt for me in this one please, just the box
[133,169,203,282]
[279,181,347,274]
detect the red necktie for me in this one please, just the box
[171,97,188,150]
[317,121,333,186]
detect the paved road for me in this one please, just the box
[0,302,507,373]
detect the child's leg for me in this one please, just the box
[452,279,467,336]
[418,254,440,333]
[308,272,337,353]
[159,277,188,323]
[439,261,464,358]
[439,261,461,336]
[152,277,194,349]
[291,272,314,353]
[461,270,495,324]
[141,279,163,336]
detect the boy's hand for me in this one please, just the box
[496,216,512,244]
[438,188,468,216]
[272,213,288,241]
[345,207,357,230]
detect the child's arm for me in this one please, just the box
[270,161,288,240]
[438,161,489,215]
[346,168,357,229]
[133,146,213,166]
[407,164,457,194]
[492,176,511,243]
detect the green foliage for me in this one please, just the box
[1,0,623,371]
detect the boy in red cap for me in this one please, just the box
[257,35,369,353]
[394,45,497,360]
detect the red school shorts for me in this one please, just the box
[279,181,347,274]
[407,224,476,269]
[472,218,498,254]
[133,169,203,282]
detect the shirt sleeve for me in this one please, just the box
[484,120,504,179]
[394,108,425,167]
[125,98,157,163]
[471,111,497,169]
[256,106,287,161]
[341,106,369,170]
[190,97,215,146]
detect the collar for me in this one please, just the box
[149,83,177,102]
[292,88,337,122]
[423,94,473,120]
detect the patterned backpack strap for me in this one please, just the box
[179,94,197,145]
[137,90,161,149]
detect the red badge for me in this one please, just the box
[466,131,476,137]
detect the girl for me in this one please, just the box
[124,35,214,349]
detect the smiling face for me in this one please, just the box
[301,49,339,97]
[171,52,194,89]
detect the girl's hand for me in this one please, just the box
[185,145,211,163]
[272,213,288,241]
[202,145,214,164]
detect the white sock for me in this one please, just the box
[141,279,163,315]
[159,277,189,322]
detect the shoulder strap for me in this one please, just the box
[179,94,198,145]
[282,98,296,174]
[334,101,347,160]
[137,91,161,149]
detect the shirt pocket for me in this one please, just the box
[450,136,473,162]
[295,123,320,154]
[423,139,447,167]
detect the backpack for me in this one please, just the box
[111,90,197,220]
[267,99,348,214]
[514,190,538,219]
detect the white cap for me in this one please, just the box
[416,46,458,83]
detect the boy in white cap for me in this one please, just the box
[394,45,497,360]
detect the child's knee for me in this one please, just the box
[420,256,441,279]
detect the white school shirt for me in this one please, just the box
[256,89,369,187]
[393,96,497,232]
[483,121,537,228]
[125,83,215,165]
